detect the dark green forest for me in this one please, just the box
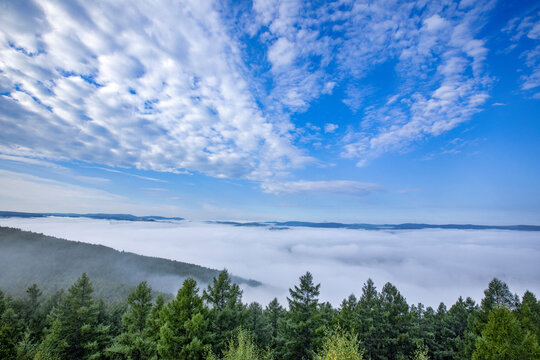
[0,228,539,359]
[0,227,259,301]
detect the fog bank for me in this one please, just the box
[1,217,538,307]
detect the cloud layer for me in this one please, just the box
[503,9,540,99]
[0,0,307,181]
[1,217,538,308]
[245,0,494,165]
[0,0,503,182]
[261,180,382,195]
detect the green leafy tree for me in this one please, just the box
[203,269,245,354]
[335,294,358,334]
[16,332,39,360]
[264,298,284,353]
[36,273,111,360]
[517,291,540,342]
[465,278,514,358]
[158,278,209,360]
[409,303,436,356]
[147,294,165,358]
[411,342,430,360]
[472,307,540,360]
[438,296,477,360]
[374,282,412,360]
[0,307,24,360]
[107,281,155,359]
[356,278,379,360]
[316,328,364,360]
[208,328,272,360]
[279,271,324,360]
[244,302,271,349]
[23,283,47,342]
[481,278,516,312]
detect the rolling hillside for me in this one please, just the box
[0,226,260,301]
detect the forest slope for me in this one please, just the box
[0,226,260,301]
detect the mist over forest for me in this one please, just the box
[1,216,538,308]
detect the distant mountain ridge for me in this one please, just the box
[1,211,539,231]
[0,211,184,222]
[210,220,540,231]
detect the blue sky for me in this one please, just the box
[0,0,539,223]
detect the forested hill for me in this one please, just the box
[0,211,184,222]
[0,226,260,301]
[211,220,540,231]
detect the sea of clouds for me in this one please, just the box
[1,217,539,308]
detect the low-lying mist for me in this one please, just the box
[1,217,538,307]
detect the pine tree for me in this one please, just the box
[203,269,245,355]
[279,271,324,360]
[440,296,476,360]
[0,307,24,360]
[36,273,111,360]
[107,281,155,359]
[158,278,209,360]
[356,278,379,360]
[148,294,165,358]
[480,278,515,312]
[244,302,271,349]
[335,294,358,334]
[264,298,284,353]
[517,291,540,343]
[465,278,514,359]
[24,284,46,343]
[472,307,540,360]
[375,282,412,360]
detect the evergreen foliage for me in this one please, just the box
[158,278,209,360]
[106,281,155,359]
[472,307,540,360]
[0,226,259,301]
[0,269,539,360]
[36,273,110,360]
[279,272,325,360]
[264,298,285,354]
[203,269,245,355]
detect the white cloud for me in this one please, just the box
[268,37,296,68]
[503,12,540,98]
[337,0,494,164]
[0,169,157,214]
[1,217,539,308]
[0,154,111,184]
[247,0,496,165]
[91,167,169,183]
[0,0,518,185]
[324,123,338,133]
[0,0,308,182]
[261,180,381,195]
[423,14,448,32]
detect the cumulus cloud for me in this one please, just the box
[324,123,339,133]
[0,0,307,182]
[261,180,382,195]
[0,0,519,185]
[1,217,539,308]
[503,10,540,98]
[336,1,493,165]
[246,0,495,165]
